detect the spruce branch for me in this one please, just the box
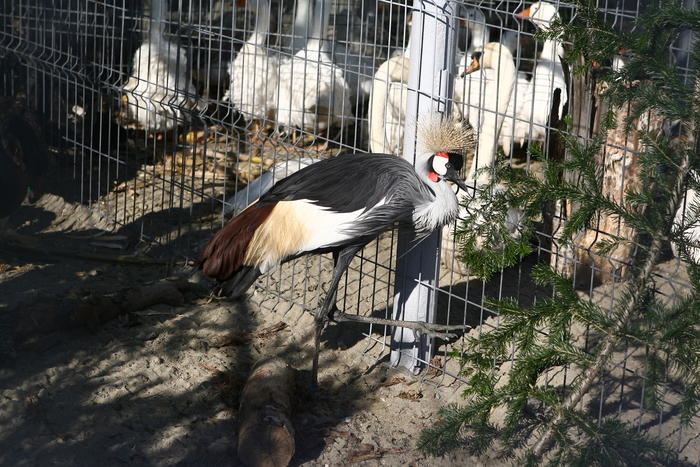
[530,111,695,458]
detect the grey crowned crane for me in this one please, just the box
[197,114,476,389]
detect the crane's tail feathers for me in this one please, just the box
[197,202,276,280]
[214,266,262,299]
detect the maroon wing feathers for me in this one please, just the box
[197,202,276,280]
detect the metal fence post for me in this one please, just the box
[391,0,458,372]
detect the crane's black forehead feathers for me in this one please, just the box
[447,152,464,171]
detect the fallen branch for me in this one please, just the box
[211,321,289,348]
[0,232,172,265]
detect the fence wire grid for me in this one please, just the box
[1,0,699,462]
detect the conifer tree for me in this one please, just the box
[419,0,700,464]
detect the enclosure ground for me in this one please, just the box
[1,187,697,466]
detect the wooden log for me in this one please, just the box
[569,87,644,286]
[238,357,296,467]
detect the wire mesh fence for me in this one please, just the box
[1,0,699,462]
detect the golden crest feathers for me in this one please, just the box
[416,112,476,156]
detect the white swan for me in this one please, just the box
[458,42,517,187]
[367,55,410,155]
[275,0,353,144]
[224,0,279,130]
[284,0,313,55]
[454,7,490,112]
[454,9,531,158]
[367,15,412,155]
[457,7,490,69]
[122,0,202,135]
[515,1,568,145]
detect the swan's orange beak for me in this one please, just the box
[460,54,481,77]
[515,7,531,19]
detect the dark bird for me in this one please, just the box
[0,98,52,241]
[198,113,476,389]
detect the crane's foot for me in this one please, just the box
[309,309,470,390]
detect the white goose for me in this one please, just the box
[122,0,202,135]
[515,1,568,145]
[275,0,353,145]
[367,15,412,155]
[224,0,279,130]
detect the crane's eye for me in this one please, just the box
[432,155,448,176]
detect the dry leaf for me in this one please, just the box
[397,390,422,402]
[426,356,444,377]
[254,321,288,339]
[211,331,252,348]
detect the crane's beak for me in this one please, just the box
[444,165,470,194]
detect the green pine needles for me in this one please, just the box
[420,0,700,464]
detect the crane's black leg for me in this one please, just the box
[311,245,362,390]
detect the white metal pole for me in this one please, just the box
[391,0,458,371]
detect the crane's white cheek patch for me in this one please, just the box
[432,156,448,176]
